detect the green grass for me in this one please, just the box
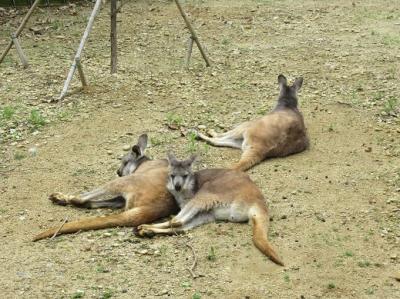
[14,152,26,160]
[192,292,201,299]
[29,109,47,129]
[1,106,16,120]
[71,290,85,299]
[283,274,290,283]
[166,113,183,127]
[327,283,336,289]
[186,131,198,153]
[100,289,113,299]
[344,250,354,257]
[382,97,398,114]
[358,260,371,268]
[207,246,216,261]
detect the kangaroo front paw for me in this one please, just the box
[49,192,68,206]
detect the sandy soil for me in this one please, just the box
[0,0,399,298]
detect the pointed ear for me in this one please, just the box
[131,145,141,157]
[183,154,197,167]
[278,74,287,87]
[136,134,148,155]
[292,77,303,92]
[167,152,177,166]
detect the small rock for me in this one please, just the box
[198,125,206,130]
[28,147,37,156]
[122,145,130,151]
[364,147,372,153]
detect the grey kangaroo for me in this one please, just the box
[138,153,284,266]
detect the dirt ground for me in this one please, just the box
[0,0,399,298]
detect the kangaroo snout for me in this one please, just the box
[175,184,182,191]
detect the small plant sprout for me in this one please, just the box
[207,246,216,261]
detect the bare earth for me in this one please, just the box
[0,0,399,298]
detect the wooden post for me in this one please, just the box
[174,0,211,67]
[0,0,40,65]
[59,0,102,100]
[11,34,29,68]
[110,0,118,74]
[185,36,194,69]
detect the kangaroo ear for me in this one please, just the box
[292,77,303,92]
[278,74,287,87]
[136,134,148,155]
[131,145,141,157]
[167,152,178,166]
[183,154,197,167]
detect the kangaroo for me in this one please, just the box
[138,153,284,266]
[33,134,178,241]
[196,74,309,171]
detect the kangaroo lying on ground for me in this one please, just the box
[138,153,284,266]
[33,134,178,241]
[196,74,309,171]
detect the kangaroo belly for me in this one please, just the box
[213,204,249,223]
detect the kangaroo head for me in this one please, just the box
[276,74,303,109]
[117,134,149,177]
[166,153,197,193]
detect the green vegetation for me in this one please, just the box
[207,246,216,261]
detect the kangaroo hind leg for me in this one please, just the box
[49,188,124,209]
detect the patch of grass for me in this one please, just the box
[344,250,354,257]
[1,106,16,120]
[150,136,162,147]
[207,246,216,261]
[71,290,85,299]
[382,97,398,114]
[327,283,336,289]
[222,38,230,45]
[186,131,198,153]
[181,281,191,289]
[382,35,400,46]
[358,260,371,268]
[29,109,47,129]
[100,289,113,299]
[366,287,375,295]
[96,265,109,273]
[14,152,26,161]
[166,113,183,127]
[283,274,290,283]
[192,292,201,299]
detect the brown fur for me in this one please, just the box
[197,75,309,171]
[138,156,284,266]
[33,137,178,241]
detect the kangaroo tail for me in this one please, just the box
[250,206,284,266]
[33,207,157,241]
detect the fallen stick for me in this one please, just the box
[185,242,198,279]
[50,217,68,240]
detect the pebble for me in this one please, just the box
[28,147,37,156]
[198,125,206,130]
[122,145,130,151]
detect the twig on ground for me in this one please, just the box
[185,242,198,279]
[50,217,68,240]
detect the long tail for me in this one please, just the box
[33,207,158,241]
[251,206,284,266]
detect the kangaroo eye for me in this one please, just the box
[182,175,188,180]
[170,175,175,179]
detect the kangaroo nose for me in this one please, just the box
[117,170,122,177]
[175,185,182,191]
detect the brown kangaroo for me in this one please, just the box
[196,74,309,171]
[138,153,284,266]
[33,134,178,241]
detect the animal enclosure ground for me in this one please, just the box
[0,0,399,298]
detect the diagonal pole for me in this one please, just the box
[0,0,40,65]
[174,0,211,67]
[58,0,102,101]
